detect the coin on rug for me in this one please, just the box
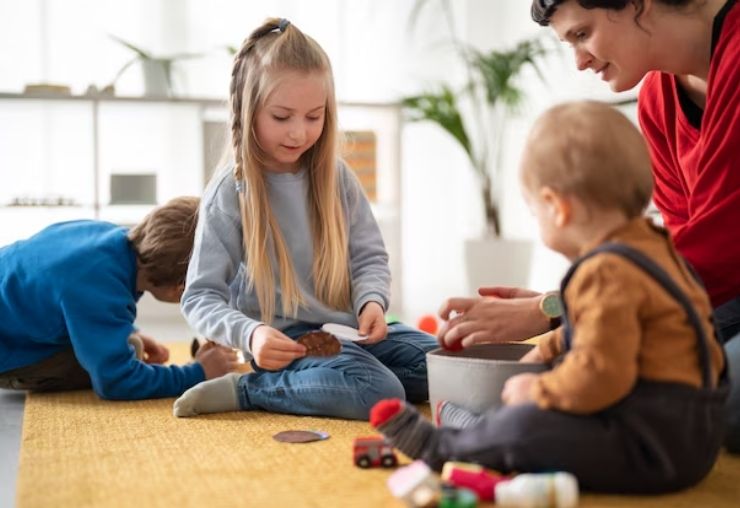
[273,430,330,443]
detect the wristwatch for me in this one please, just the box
[539,292,563,330]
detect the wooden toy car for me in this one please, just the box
[353,436,398,468]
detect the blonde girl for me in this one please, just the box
[174,18,437,420]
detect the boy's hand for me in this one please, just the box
[196,342,240,379]
[136,333,170,364]
[251,325,306,371]
[356,301,387,344]
[501,373,538,405]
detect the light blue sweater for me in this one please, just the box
[181,163,390,356]
[0,221,204,399]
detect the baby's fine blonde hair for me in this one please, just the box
[228,18,350,323]
[521,100,653,218]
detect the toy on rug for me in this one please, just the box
[272,430,330,443]
[440,462,501,501]
[387,460,480,508]
[388,459,577,508]
[494,472,578,508]
[387,460,442,508]
[352,436,398,468]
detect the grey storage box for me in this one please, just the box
[427,343,547,415]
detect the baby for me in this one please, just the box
[371,101,727,494]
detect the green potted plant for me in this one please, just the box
[107,35,204,97]
[402,31,546,236]
[403,1,547,290]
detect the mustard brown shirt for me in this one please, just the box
[533,218,725,414]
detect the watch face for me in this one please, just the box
[541,294,563,318]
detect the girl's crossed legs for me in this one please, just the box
[174,322,437,420]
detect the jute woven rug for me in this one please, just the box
[16,343,740,507]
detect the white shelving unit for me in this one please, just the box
[0,91,404,316]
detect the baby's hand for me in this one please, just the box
[356,302,387,345]
[251,325,306,370]
[519,346,544,363]
[501,373,538,405]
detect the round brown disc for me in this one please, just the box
[273,430,330,443]
[297,331,341,357]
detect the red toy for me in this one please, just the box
[416,314,439,335]
[441,337,464,352]
[353,436,398,468]
[441,461,504,501]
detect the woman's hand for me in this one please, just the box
[356,301,388,345]
[437,286,550,350]
[501,373,539,406]
[250,325,306,370]
[477,286,542,299]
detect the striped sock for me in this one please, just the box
[436,401,484,429]
[371,399,436,460]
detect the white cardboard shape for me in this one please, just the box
[321,323,368,342]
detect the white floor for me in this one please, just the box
[0,316,193,508]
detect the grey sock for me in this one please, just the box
[376,402,437,460]
[173,372,241,418]
[437,401,484,429]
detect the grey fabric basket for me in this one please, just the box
[427,343,547,415]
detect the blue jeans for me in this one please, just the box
[236,322,438,420]
[715,296,740,453]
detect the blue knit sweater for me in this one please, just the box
[0,220,204,399]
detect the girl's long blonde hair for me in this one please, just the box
[229,18,350,323]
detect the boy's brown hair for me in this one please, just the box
[521,100,653,218]
[127,196,200,287]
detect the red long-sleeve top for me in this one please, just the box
[638,0,740,307]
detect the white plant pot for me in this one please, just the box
[142,59,171,97]
[464,237,533,294]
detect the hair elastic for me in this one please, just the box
[278,18,290,33]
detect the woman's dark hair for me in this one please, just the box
[531,0,692,26]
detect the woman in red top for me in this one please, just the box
[533,0,740,450]
[436,0,740,454]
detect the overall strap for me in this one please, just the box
[559,242,714,389]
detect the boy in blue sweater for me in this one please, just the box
[0,197,238,400]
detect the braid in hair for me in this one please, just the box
[229,18,308,323]
[230,21,282,183]
[227,18,348,322]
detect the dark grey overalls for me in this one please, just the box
[419,243,729,493]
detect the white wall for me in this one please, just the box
[0,0,639,325]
